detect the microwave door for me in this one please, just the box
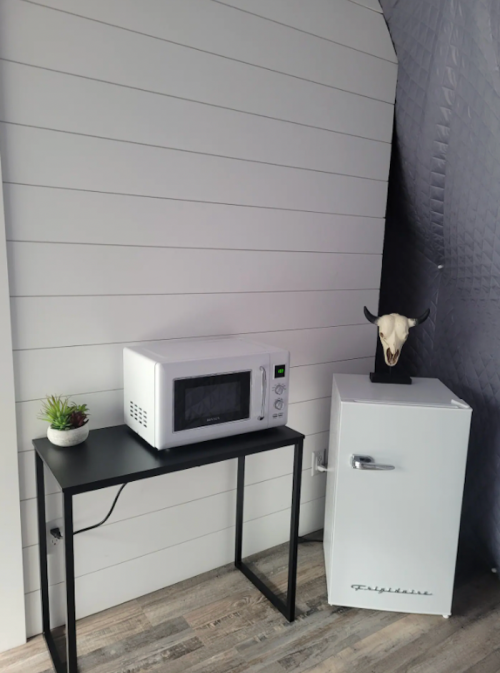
[156,355,271,448]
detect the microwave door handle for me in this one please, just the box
[259,366,267,420]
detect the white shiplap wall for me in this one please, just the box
[0,0,396,638]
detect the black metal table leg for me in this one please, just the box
[235,456,245,569]
[63,493,78,673]
[36,454,66,673]
[286,440,304,621]
[235,440,304,622]
[36,454,50,634]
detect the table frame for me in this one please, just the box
[35,430,304,673]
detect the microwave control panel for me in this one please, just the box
[269,358,289,425]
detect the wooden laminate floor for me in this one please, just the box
[2,541,500,673]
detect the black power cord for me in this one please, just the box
[74,484,128,536]
[54,488,318,540]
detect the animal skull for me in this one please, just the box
[363,307,430,367]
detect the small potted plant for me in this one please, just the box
[39,395,90,447]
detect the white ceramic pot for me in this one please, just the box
[47,422,89,447]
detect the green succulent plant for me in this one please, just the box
[38,395,89,430]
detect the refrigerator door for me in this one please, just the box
[327,400,471,616]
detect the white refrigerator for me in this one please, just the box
[323,374,472,617]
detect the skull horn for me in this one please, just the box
[412,308,430,325]
[363,306,379,325]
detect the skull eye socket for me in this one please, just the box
[380,332,384,338]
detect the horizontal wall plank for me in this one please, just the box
[11,289,380,350]
[13,325,374,401]
[0,125,389,216]
[289,397,332,437]
[350,0,383,12]
[16,391,333,454]
[7,242,382,297]
[0,0,396,104]
[290,358,372,402]
[23,473,326,591]
[0,63,392,181]
[4,184,385,254]
[219,0,395,61]
[15,351,371,411]
[35,0,395,67]
[18,450,61,502]
[0,2,394,140]
[21,464,326,552]
[24,497,325,637]
[21,466,325,582]
[19,430,330,502]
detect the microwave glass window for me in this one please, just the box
[185,382,240,421]
[174,371,251,432]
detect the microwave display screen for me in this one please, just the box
[174,371,251,432]
[274,365,286,378]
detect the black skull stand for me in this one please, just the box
[369,367,412,386]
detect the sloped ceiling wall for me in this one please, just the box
[379,0,500,566]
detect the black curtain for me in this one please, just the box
[379,0,500,568]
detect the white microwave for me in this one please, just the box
[123,337,290,449]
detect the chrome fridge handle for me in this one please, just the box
[259,366,267,420]
[351,455,395,471]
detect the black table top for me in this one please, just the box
[33,425,305,495]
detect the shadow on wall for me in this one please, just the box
[378,0,500,569]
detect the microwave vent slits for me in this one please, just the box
[130,401,148,428]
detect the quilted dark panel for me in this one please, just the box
[378,0,500,567]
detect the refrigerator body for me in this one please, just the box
[324,375,472,616]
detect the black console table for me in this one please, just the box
[34,425,305,673]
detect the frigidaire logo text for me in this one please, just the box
[351,584,432,596]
